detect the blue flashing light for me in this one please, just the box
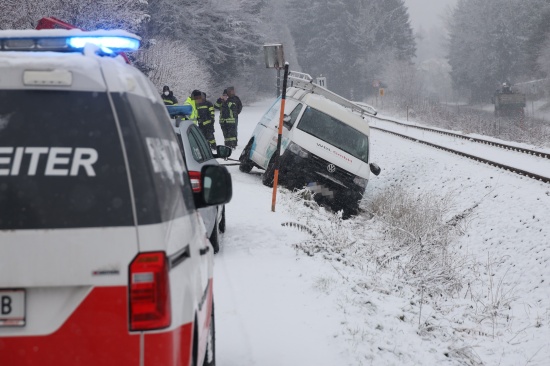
[67,36,140,52]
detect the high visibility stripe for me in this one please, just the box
[224,137,237,141]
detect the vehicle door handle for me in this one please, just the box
[199,246,210,255]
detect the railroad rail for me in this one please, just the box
[369,123,550,184]
[373,116,550,160]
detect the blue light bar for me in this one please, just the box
[0,30,141,54]
[68,36,140,52]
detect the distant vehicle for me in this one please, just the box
[492,82,526,117]
[174,119,233,253]
[0,29,232,366]
[239,71,381,217]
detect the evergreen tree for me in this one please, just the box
[147,0,264,87]
[288,0,415,99]
[526,8,550,77]
[0,0,148,32]
[448,0,549,101]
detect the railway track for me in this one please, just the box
[370,117,550,184]
[374,116,550,160]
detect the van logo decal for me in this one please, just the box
[327,164,336,173]
[332,150,353,163]
[92,269,120,276]
[316,143,331,152]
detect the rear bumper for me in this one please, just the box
[0,286,193,366]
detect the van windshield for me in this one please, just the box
[296,106,369,163]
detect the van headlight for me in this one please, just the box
[353,176,368,188]
[287,142,309,158]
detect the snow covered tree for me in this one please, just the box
[382,59,423,108]
[147,0,264,91]
[526,8,550,78]
[288,0,415,99]
[0,0,149,32]
[135,38,213,99]
[448,0,549,102]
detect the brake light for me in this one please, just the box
[129,252,171,331]
[188,171,202,192]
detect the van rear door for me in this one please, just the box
[0,89,140,365]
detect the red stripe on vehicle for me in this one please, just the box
[0,287,139,366]
[144,323,193,366]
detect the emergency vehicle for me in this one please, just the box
[0,29,231,366]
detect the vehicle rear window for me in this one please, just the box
[297,106,369,163]
[0,90,133,229]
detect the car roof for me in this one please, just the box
[288,87,370,136]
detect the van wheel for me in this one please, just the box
[262,154,276,187]
[209,219,220,254]
[239,138,254,173]
[203,300,216,366]
[218,207,226,233]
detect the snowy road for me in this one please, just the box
[213,101,352,365]
[211,99,550,365]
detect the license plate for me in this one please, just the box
[0,289,26,327]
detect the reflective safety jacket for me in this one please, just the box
[182,97,198,123]
[214,98,237,123]
[161,91,178,106]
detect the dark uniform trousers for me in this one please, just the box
[197,101,217,148]
[215,99,238,148]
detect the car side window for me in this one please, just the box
[187,128,205,162]
[286,103,303,128]
[190,126,214,160]
[175,132,186,159]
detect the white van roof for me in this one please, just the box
[289,87,370,136]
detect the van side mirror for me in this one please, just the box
[283,114,292,129]
[370,163,381,176]
[214,145,232,159]
[194,165,233,208]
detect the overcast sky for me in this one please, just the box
[404,0,457,31]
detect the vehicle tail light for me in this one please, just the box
[129,251,171,331]
[188,171,202,192]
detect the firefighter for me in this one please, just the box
[197,92,217,149]
[215,86,242,148]
[161,85,178,105]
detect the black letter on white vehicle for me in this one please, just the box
[1,296,11,315]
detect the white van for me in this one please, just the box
[239,72,380,216]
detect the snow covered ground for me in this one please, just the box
[212,99,550,365]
